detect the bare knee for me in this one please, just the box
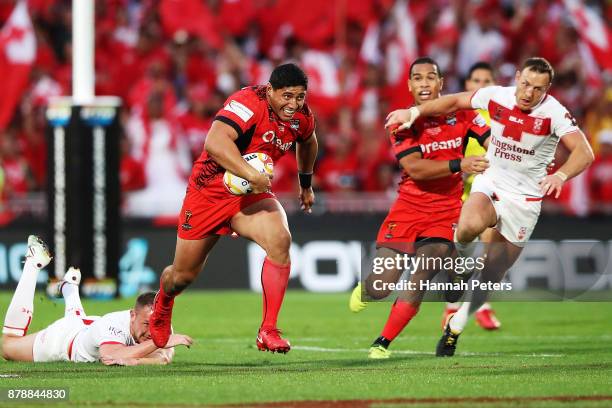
[364,287,392,300]
[0,334,34,361]
[364,275,393,300]
[1,336,12,360]
[262,228,292,265]
[458,195,496,242]
[456,220,485,243]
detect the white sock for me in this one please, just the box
[449,301,470,333]
[3,259,40,336]
[446,302,461,309]
[61,283,85,317]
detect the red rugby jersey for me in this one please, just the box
[391,110,489,211]
[189,86,316,191]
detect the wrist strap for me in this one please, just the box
[554,171,568,182]
[409,106,421,121]
[298,172,313,188]
[449,159,462,173]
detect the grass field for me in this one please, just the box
[1,291,611,407]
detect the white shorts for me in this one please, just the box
[471,174,542,246]
[33,317,86,362]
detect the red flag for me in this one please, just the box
[564,0,612,71]
[158,0,223,50]
[387,0,417,85]
[577,42,603,89]
[0,1,36,130]
[301,50,341,118]
[385,0,418,110]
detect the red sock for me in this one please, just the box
[260,257,291,330]
[157,277,176,310]
[380,300,419,341]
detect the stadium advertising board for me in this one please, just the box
[0,215,610,300]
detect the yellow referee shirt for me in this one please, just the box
[462,108,490,201]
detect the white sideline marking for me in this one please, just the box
[293,345,432,355]
[0,374,21,378]
[198,334,612,343]
[198,337,325,343]
[291,345,565,358]
[195,337,566,357]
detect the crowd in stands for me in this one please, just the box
[0,0,610,220]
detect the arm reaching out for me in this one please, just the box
[99,334,193,366]
[400,152,489,181]
[385,91,476,131]
[101,348,175,366]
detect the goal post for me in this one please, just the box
[43,0,121,298]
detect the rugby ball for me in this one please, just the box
[223,153,274,195]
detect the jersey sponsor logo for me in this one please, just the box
[420,136,462,154]
[490,136,535,162]
[508,115,524,125]
[224,100,254,123]
[262,130,293,152]
[262,130,275,142]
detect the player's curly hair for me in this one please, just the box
[135,291,156,309]
[269,63,308,90]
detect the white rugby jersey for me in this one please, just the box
[470,86,579,197]
[71,310,135,362]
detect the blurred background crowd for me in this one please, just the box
[0,0,610,222]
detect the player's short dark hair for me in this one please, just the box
[269,63,308,90]
[409,57,442,78]
[521,57,554,83]
[467,61,494,80]
[135,291,156,309]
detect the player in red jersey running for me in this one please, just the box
[149,64,318,353]
[361,57,491,359]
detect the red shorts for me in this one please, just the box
[376,199,460,253]
[177,179,274,240]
